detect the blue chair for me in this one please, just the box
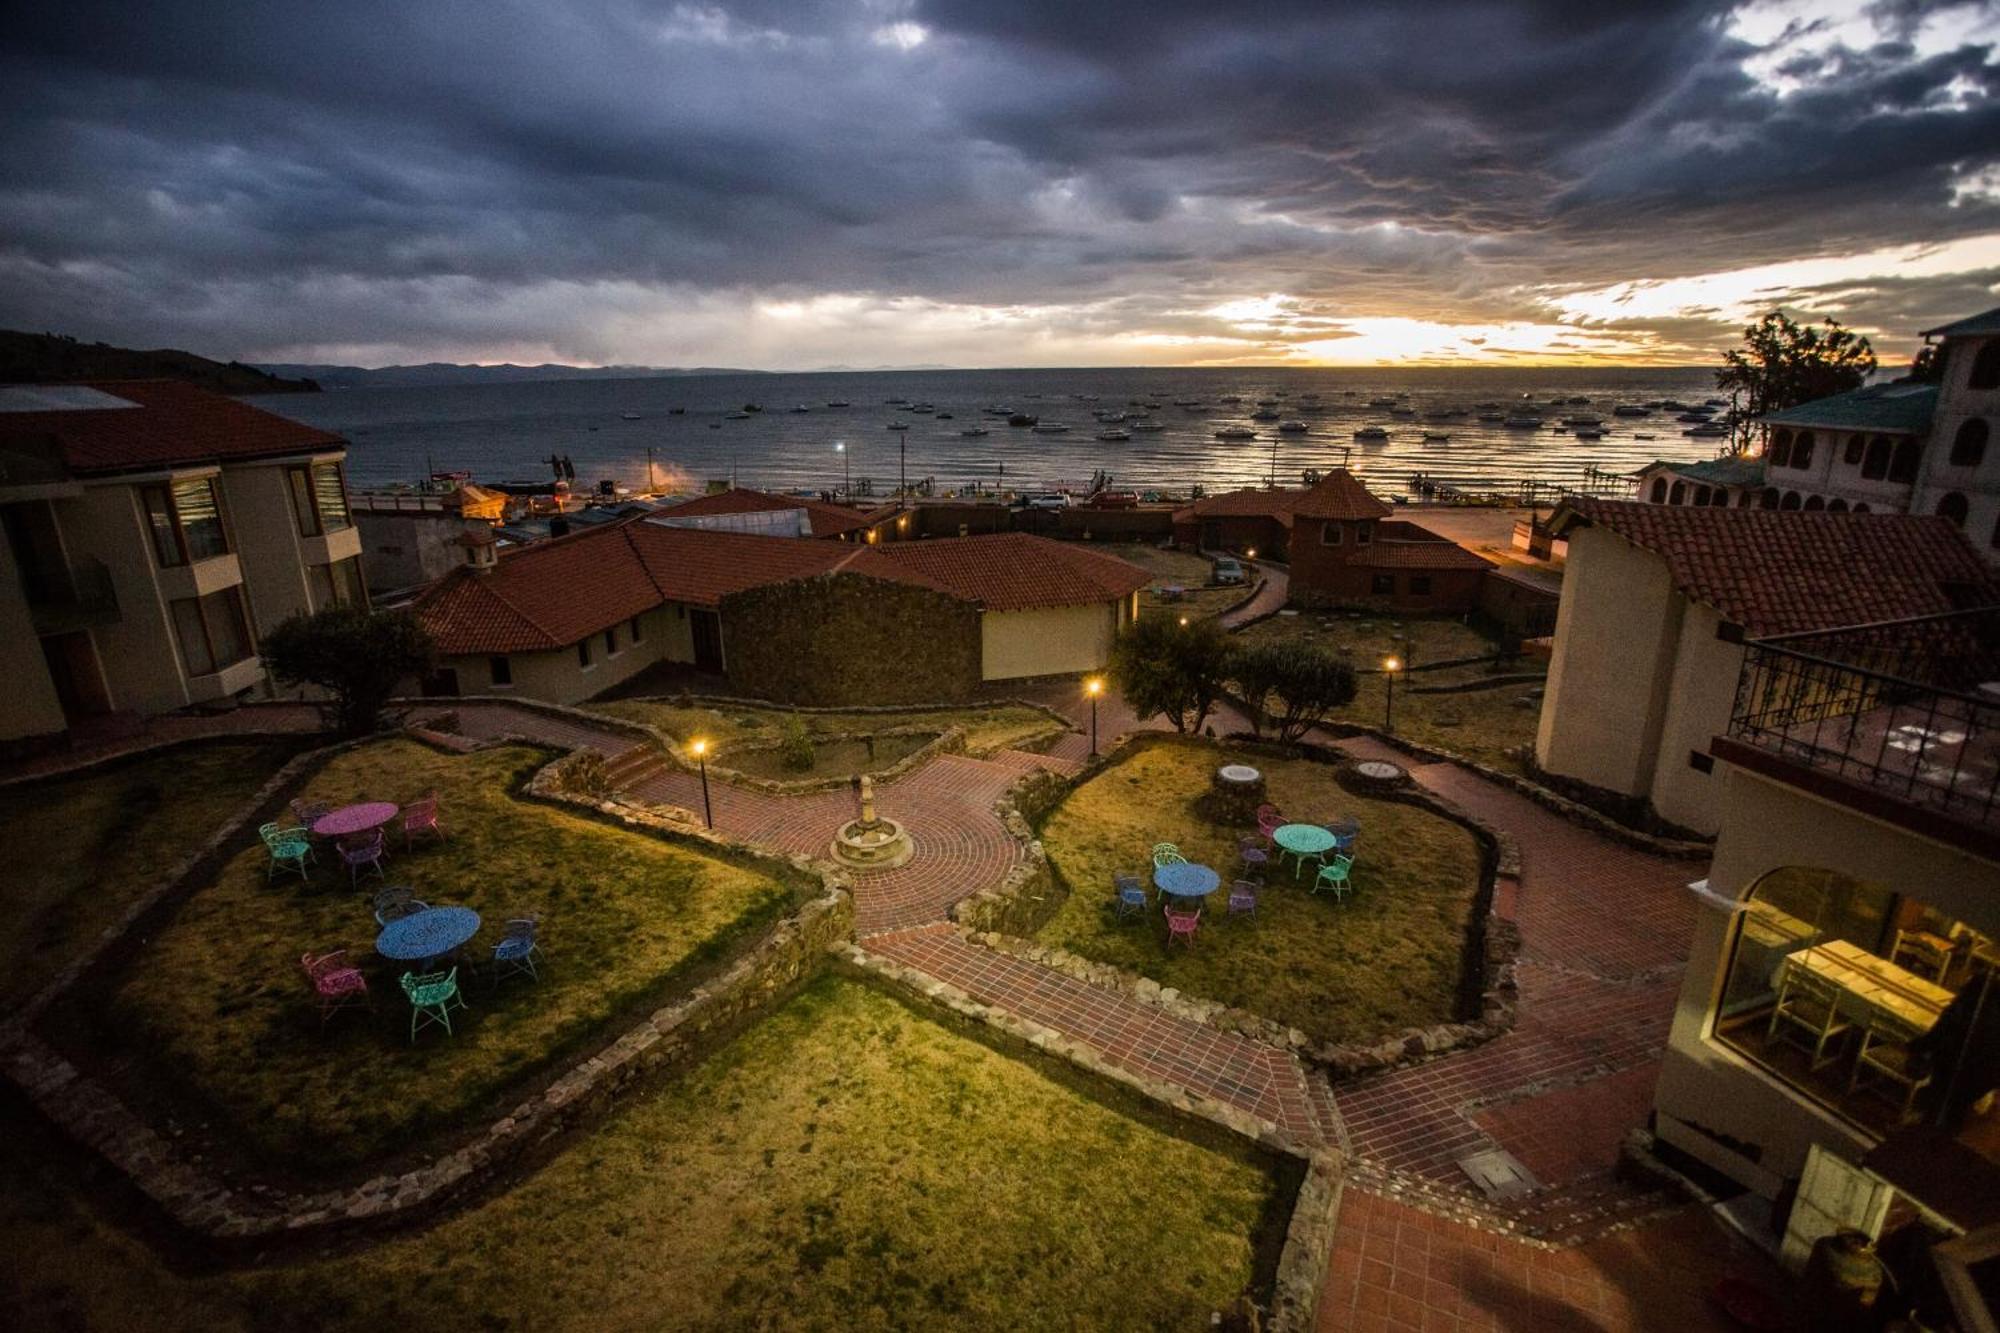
[491,917,543,982]
[1114,874,1147,920]
[1227,880,1259,917]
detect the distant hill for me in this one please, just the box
[0,330,320,394]
[253,361,766,389]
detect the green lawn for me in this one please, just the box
[100,738,793,1171]
[0,738,310,1008]
[1100,542,1247,621]
[1035,739,1484,1045]
[1234,609,1499,666]
[590,699,1065,757]
[3,977,1290,1331]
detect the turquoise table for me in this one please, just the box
[1273,823,1337,879]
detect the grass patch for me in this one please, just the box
[591,699,1063,757]
[97,738,791,1172]
[721,730,938,781]
[1235,609,1500,665]
[1100,542,1246,620]
[3,976,1288,1331]
[0,738,310,1008]
[1035,738,1483,1045]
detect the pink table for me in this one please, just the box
[314,801,400,838]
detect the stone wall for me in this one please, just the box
[720,570,982,706]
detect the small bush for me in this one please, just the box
[555,749,613,798]
[778,717,816,772]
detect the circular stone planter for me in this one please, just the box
[1349,758,1410,792]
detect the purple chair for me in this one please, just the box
[301,950,370,1026]
[1164,904,1201,949]
[339,827,388,884]
[1227,880,1259,917]
[1239,844,1270,877]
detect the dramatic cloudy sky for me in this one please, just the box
[1,0,1997,368]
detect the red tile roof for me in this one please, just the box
[1551,498,1998,636]
[875,532,1151,612]
[1171,470,1391,525]
[1173,486,1299,524]
[413,525,1146,653]
[0,379,345,474]
[653,486,891,538]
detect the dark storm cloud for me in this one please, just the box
[0,0,1993,364]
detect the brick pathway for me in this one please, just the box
[868,925,1337,1144]
[1220,559,1289,628]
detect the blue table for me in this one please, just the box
[1154,862,1221,901]
[377,906,482,965]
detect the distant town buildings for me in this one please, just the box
[0,381,361,752]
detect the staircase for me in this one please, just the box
[602,744,671,793]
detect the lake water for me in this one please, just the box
[253,364,1726,499]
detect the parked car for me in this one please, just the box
[1025,492,1071,510]
[1088,490,1139,509]
[1212,557,1247,585]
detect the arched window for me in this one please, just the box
[1890,439,1922,484]
[1669,480,1686,505]
[1971,339,2000,391]
[1829,498,1849,513]
[1694,485,1712,506]
[1738,491,1756,507]
[1792,431,1815,469]
[1780,491,1802,510]
[1649,477,1667,503]
[1760,487,1780,509]
[1862,436,1892,480]
[1854,503,1871,513]
[1712,488,1731,507]
[1938,492,1969,527]
[1770,428,1794,468]
[1951,418,1989,468]
[1844,434,1865,466]
[1803,494,1825,511]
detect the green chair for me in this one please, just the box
[1151,842,1186,868]
[1312,854,1354,900]
[259,821,314,882]
[400,967,469,1043]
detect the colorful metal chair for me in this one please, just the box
[1312,854,1354,900]
[400,967,468,1042]
[1164,904,1201,948]
[1114,873,1148,919]
[1151,842,1186,868]
[301,950,370,1026]
[372,885,429,926]
[490,917,543,982]
[1227,880,1259,917]
[260,822,314,882]
[401,792,447,849]
[339,827,388,884]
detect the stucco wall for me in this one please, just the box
[0,537,68,741]
[1533,525,1683,799]
[1642,603,1743,835]
[723,572,982,704]
[354,509,467,592]
[981,601,1118,680]
[1653,763,2000,1195]
[442,605,683,704]
[59,481,195,716]
[221,458,333,638]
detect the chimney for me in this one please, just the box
[453,524,499,575]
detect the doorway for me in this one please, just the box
[40,632,111,720]
[690,610,724,674]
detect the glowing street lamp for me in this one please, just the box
[1085,676,1103,756]
[691,737,714,828]
[1382,656,1402,732]
[1178,615,1189,627]
[1246,547,1257,560]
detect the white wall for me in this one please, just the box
[980,602,1118,680]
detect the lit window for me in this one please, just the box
[140,479,231,566]
[312,462,351,531]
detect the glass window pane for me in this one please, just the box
[171,597,214,675]
[288,468,321,537]
[142,487,184,567]
[313,463,350,531]
[203,588,252,667]
[172,478,229,560]
[336,557,367,608]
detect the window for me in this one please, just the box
[1669,481,1686,505]
[311,557,367,609]
[1409,576,1433,596]
[1770,429,1793,468]
[169,587,253,677]
[578,638,593,668]
[1845,434,1865,466]
[1830,498,1849,513]
[489,656,513,687]
[1971,340,2000,391]
[1791,431,1815,469]
[1355,523,1371,545]
[604,628,618,656]
[1694,486,1712,506]
[629,615,644,643]
[140,485,183,567]
[1370,574,1394,595]
[1938,492,1969,528]
[1321,522,1343,546]
[1862,437,1892,480]
[1713,867,1999,1143]
[1951,419,1989,468]
[312,462,351,531]
[287,466,321,538]
[140,478,231,567]
[1712,488,1731,507]
[1803,495,1824,511]
[1649,477,1667,503]
[1759,487,1779,509]
[1889,439,1922,484]
[1780,491,1802,510]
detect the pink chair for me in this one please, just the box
[402,793,446,849]
[1256,804,1284,837]
[1164,904,1201,948]
[339,827,388,884]
[302,950,371,1026]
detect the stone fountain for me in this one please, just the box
[831,774,913,870]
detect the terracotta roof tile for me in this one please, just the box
[1291,469,1394,520]
[0,379,345,474]
[653,486,890,537]
[1172,470,1391,524]
[875,532,1151,611]
[1551,498,1998,636]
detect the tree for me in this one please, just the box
[1230,642,1358,742]
[1908,343,1945,384]
[1110,615,1236,735]
[1716,311,1876,451]
[262,606,435,737]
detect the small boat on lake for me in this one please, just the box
[1354,426,1390,442]
[1215,427,1257,440]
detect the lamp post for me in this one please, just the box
[691,738,713,828]
[1382,657,1401,732]
[1085,676,1103,756]
[836,441,849,495]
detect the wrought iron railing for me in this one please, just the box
[1726,607,2000,827]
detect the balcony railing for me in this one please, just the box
[1726,607,2000,827]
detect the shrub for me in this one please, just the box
[778,716,816,772]
[555,749,613,798]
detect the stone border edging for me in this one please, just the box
[836,942,1341,1333]
[693,724,967,795]
[1406,672,1549,695]
[1,724,859,1251]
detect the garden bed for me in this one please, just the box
[716,728,940,783]
[1031,737,1484,1046]
[3,974,1296,1331]
[57,737,799,1176]
[591,697,1067,758]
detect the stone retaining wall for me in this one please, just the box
[699,724,966,796]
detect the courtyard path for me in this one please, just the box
[1220,558,1289,628]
